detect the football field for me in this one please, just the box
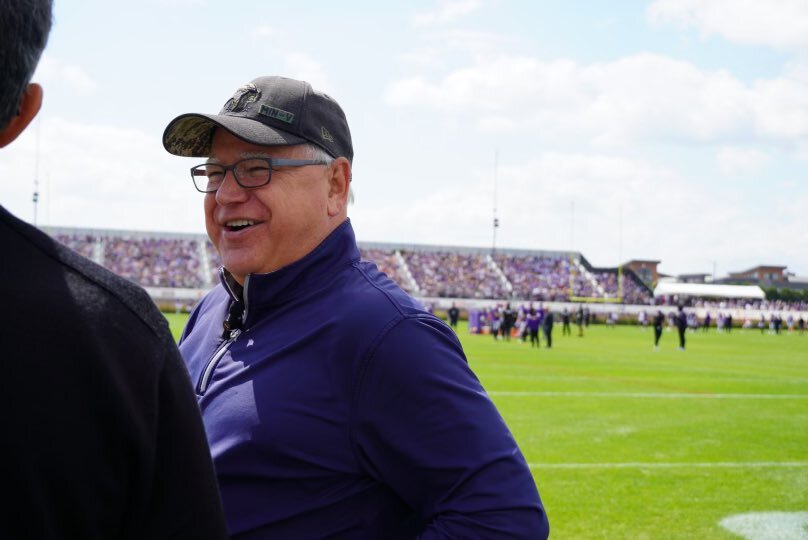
[166,314,808,539]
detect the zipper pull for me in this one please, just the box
[221,299,245,339]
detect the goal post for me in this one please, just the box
[568,254,624,303]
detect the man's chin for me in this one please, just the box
[220,249,290,279]
[220,258,253,284]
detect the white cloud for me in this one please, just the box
[430,29,519,55]
[250,25,276,40]
[356,151,687,261]
[385,52,808,148]
[413,0,483,26]
[647,0,808,49]
[750,67,808,138]
[282,52,331,90]
[396,29,514,68]
[240,30,332,93]
[352,146,808,274]
[0,117,202,233]
[716,146,769,175]
[397,46,447,70]
[478,115,516,133]
[386,56,582,113]
[34,56,97,95]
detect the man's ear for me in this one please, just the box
[0,83,43,148]
[326,157,352,217]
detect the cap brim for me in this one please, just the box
[162,113,307,157]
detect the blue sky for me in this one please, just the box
[2,0,807,278]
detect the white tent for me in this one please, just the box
[653,281,765,300]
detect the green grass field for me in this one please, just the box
[166,313,808,539]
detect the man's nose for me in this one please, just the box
[215,170,249,204]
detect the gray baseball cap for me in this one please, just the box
[162,76,353,162]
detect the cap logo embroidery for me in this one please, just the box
[320,126,334,142]
[223,83,260,113]
[259,105,295,124]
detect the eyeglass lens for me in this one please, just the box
[193,159,272,192]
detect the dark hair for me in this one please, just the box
[0,0,53,129]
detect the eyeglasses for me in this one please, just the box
[190,157,329,193]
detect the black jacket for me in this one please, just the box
[0,205,227,539]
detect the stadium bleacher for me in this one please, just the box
[401,250,507,299]
[103,237,204,289]
[44,226,658,305]
[43,227,808,327]
[358,248,417,294]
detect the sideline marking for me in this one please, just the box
[528,461,808,469]
[489,391,808,399]
[720,512,808,540]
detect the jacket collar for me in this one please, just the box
[218,219,359,326]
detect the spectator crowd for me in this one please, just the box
[49,231,806,316]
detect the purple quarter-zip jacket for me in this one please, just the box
[179,220,549,539]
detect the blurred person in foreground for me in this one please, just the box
[0,1,227,538]
[653,310,665,349]
[447,301,460,329]
[542,308,555,348]
[676,305,688,350]
[163,75,549,539]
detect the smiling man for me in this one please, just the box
[163,75,549,539]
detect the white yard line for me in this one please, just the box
[488,391,808,399]
[528,461,808,469]
[720,512,808,540]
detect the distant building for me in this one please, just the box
[623,259,660,287]
[677,273,712,284]
[726,265,788,286]
[787,276,808,291]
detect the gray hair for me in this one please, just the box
[302,143,335,164]
[303,143,354,204]
[0,0,53,129]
